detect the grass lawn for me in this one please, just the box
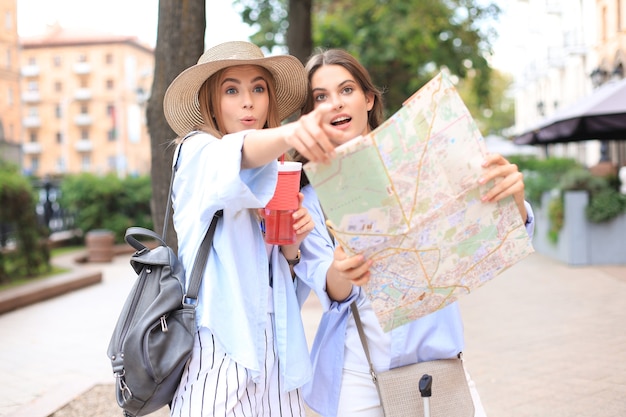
[0,245,84,291]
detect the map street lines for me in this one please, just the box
[303,71,534,332]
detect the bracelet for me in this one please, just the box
[285,249,301,266]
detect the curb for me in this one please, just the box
[0,241,159,316]
[0,269,103,315]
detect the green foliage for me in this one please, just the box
[559,168,609,194]
[59,174,153,243]
[236,0,501,116]
[510,155,626,243]
[547,196,563,245]
[507,156,584,207]
[0,162,50,284]
[585,190,626,223]
[457,69,515,135]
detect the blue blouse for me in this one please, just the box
[172,131,312,392]
[295,184,535,416]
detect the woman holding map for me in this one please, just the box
[292,48,535,417]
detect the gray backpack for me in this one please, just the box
[107,140,222,416]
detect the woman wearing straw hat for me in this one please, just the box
[163,41,338,416]
[292,49,535,417]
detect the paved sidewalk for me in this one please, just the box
[459,253,626,417]
[0,251,625,416]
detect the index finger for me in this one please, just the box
[308,104,338,156]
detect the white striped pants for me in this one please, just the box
[170,314,306,417]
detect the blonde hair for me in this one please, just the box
[194,65,282,138]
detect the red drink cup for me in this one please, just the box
[264,161,302,245]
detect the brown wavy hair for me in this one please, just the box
[292,49,384,188]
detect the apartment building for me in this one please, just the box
[510,0,626,168]
[20,25,153,177]
[593,0,626,167]
[508,0,599,166]
[0,0,21,166]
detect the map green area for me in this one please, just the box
[303,71,534,332]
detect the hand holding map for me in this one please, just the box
[303,71,534,332]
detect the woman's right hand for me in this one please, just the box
[283,103,338,164]
[326,245,372,301]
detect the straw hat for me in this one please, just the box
[163,41,308,137]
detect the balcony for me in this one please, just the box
[74,139,93,152]
[23,142,42,154]
[74,114,93,126]
[21,65,40,77]
[545,0,562,14]
[564,30,588,56]
[22,91,41,103]
[547,47,565,68]
[73,62,91,75]
[74,88,92,101]
[23,116,41,128]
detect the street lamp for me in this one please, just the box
[590,67,608,88]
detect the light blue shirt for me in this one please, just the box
[172,131,312,392]
[295,184,535,417]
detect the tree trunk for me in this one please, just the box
[147,0,206,250]
[287,0,313,63]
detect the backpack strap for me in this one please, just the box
[163,131,198,241]
[166,131,223,303]
[186,209,223,301]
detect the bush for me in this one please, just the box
[0,162,50,284]
[509,155,626,243]
[59,174,153,243]
[507,155,583,207]
[586,190,626,223]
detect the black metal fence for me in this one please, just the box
[0,180,77,250]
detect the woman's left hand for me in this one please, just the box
[479,153,528,223]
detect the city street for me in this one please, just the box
[0,251,625,416]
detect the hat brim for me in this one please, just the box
[164,55,307,137]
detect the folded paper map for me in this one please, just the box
[303,71,534,332]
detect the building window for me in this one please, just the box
[56,157,66,173]
[28,56,36,65]
[108,156,117,170]
[81,155,91,171]
[81,128,89,139]
[56,132,63,144]
[7,87,13,106]
[55,104,62,118]
[106,79,114,90]
[31,156,39,172]
[79,77,88,88]
[28,106,38,117]
[5,11,12,30]
[29,131,37,142]
[27,80,38,92]
[77,53,87,62]
[53,56,61,67]
[106,104,114,116]
[54,81,62,92]
[80,103,88,114]
[6,49,11,69]
[108,129,117,141]
[105,53,113,64]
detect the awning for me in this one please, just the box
[514,77,626,145]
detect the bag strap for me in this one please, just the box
[186,209,222,300]
[164,131,223,302]
[350,301,379,383]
